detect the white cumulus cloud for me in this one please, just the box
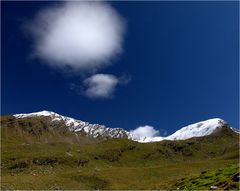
[130,125,160,139]
[27,1,126,72]
[83,74,119,99]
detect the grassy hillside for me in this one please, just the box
[1,115,239,190]
[171,164,239,190]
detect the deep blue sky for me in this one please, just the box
[1,1,239,134]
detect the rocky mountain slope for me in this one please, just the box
[13,111,128,139]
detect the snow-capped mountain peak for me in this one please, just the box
[127,118,229,143]
[165,118,227,141]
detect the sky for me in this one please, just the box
[1,1,239,136]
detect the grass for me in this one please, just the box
[172,164,239,190]
[1,115,239,190]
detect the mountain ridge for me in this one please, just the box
[12,111,128,140]
[12,110,237,142]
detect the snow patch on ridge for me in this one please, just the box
[14,111,55,118]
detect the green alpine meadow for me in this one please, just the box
[1,114,239,190]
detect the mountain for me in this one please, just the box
[12,111,236,142]
[13,111,128,139]
[134,118,229,142]
[165,118,227,140]
[1,111,239,190]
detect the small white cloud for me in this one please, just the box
[130,125,159,139]
[27,1,126,72]
[70,74,130,98]
[83,74,119,99]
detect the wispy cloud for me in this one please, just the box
[130,125,160,139]
[27,1,126,73]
